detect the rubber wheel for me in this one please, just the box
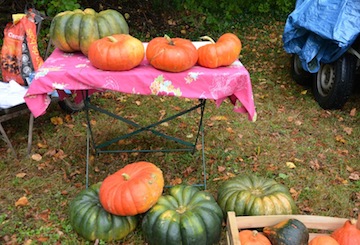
[312,54,355,110]
[291,54,313,86]
[58,97,85,113]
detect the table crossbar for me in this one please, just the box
[84,93,207,189]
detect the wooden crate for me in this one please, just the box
[226,211,351,245]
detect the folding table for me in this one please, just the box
[25,43,256,188]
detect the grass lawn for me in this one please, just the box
[0,13,359,244]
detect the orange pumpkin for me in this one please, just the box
[331,218,360,245]
[197,33,242,68]
[309,235,339,245]
[239,230,271,245]
[146,35,198,72]
[99,161,164,216]
[88,34,144,71]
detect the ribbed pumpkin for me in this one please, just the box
[197,33,242,68]
[217,174,297,216]
[263,219,309,245]
[146,35,198,72]
[142,185,223,245]
[49,8,129,56]
[331,218,360,245]
[69,182,138,242]
[88,34,144,71]
[99,161,164,216]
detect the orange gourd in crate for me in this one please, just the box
[238,230,271,245]
[309,236,339,245]
[331,218,360,245]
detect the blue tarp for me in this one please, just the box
[283,0,360,73]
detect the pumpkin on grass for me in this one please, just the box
[197,33,242,68]
[239,230,271,245]
[217,174,297,216]
[146,35,198,72]
[50,8,129,56]
[331,218,360,245]
[88,34,144,71]
[69,182,138,242]
[99,161,164,216]
[142,185,223,245]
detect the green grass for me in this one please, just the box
[1,15,360,244]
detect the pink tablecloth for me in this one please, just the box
[25,46,256,121]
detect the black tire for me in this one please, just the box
[58,97,85,113]
[291,54,313,86]
[312,54,356,110]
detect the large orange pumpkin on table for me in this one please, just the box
[99,161,164,216]
[146,35,198,72]
[198,33,242,68]
[88,34,144,71]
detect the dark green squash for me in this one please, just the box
[50,8,129,56]
[69,182,138,242]
[142,185,223,245]
[217,174,297,216]
[263,219,309,245]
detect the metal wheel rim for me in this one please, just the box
[293,55,304,75]
[317,64,335,97]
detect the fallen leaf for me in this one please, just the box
[286,162,296,169]
[50,116,63,125]
[15,196,29,207]
[217,166,226,172]
[343,126,353,135]
[210,115,228,121]
[335,135,346,144]
[16,173,27,178]
[350,108,356,116]
[37,142,48,149]
[170,177,182,185]
[31,153,42,161]
[349,172,360,181]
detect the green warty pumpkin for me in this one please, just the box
[49,8,129,56]
[69,182,138,242]
[142,184,223,245]
[217,174,298,216]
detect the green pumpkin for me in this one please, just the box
[50,8,129,56]
[217,174,297,216]
[142,185,223,245]
[263,219,309,245]
[69,182,138,242]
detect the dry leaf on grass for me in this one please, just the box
[15,196,29,207]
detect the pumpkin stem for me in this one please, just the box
[122,173,130,181]
[200,36,216,44]
[252,230,259,237]
[107,35,118,43]
[164,34,174,45]
[176,205,187,214]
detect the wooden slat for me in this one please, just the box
[235,215,348,231]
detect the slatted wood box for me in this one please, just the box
[226,211,351,245]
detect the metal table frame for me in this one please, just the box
[83,91,207,189]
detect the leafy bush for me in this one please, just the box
[34,0,80,17]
